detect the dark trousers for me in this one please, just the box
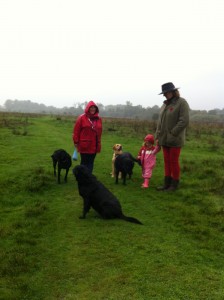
[80,153,96,173]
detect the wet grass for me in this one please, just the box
[0,113,224,299]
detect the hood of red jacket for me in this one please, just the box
[84,101,99,118]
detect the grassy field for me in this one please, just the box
[0,113,224,300]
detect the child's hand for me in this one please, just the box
[136,157,141,166]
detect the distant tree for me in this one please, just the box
[2,99,223,122]
[208,109,218,115]
[152,113,159,121]
[97,103,105,112]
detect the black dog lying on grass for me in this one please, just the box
[73,165,142,225]
[51,149,72,183]
[114,152,140,185]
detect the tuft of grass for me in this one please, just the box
[25,167,51,192]
[25,201,48,218]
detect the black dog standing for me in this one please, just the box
[51,149,72,183]
[73,165,142,225]
[114,152,139,185]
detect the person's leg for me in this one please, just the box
[88,154,96,173]
[80,153,96,173]
[141,178,149,188]
[165,147,181,191]
[169,147,181,180]
[163,146,172,177]
[157,147,172,190]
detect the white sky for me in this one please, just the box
[0,0,223,110]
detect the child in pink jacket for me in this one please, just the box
[137,134,161,188]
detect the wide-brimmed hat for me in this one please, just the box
[159,82,180,95]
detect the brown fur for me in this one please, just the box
[111,144,123,177]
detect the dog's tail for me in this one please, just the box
[121,215,143,225]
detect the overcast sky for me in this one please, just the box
[0,0,223,110]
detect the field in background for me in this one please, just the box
[0,112,224,300]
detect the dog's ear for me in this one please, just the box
[73,166,83,180]
[73,165,93,183]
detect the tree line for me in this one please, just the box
[1,99,224,122]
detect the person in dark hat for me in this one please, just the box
[155,82,189,191]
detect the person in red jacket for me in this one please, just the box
[73,101,102,173]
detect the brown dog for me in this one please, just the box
[111,144,123,177]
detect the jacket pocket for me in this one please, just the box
[167,132,180,147]
[80,139,91,152]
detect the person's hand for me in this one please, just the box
[136,157,141,166]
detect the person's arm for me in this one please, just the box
[171,100,189,136]
[73,116,82,147]
[152,144,161,155]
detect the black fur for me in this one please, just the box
[73,165,142,225]
[114,152,139,185]
[51,149,72,183]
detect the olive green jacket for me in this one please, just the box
[155,97,189,147]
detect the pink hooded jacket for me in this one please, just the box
[137,145,161,178]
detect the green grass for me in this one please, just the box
[0,113,224,299]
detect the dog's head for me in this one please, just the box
[73,165,96,183]
[113,144,123,155]
[51,149,72,167]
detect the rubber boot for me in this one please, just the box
[141,178,149,188]
[165,179,179,192]
[156,176,172,191]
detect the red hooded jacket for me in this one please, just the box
[73,101,102,154]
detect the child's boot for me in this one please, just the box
[141,178,149,188]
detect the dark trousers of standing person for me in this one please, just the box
[80,153,96,173]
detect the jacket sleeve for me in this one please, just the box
[152,145,161,155]
[171,100,189,136]
[155,104,165,140]
[73,116,82,145]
